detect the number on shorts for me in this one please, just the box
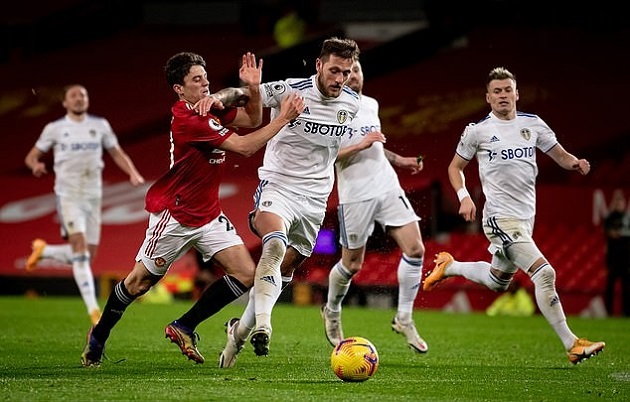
[218,215,234,232]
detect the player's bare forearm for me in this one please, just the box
[385,149,423,174]
[109,147,145,185]
[214,87,249,107]
[339,131,385,161]
[25,147,47,177]
[547,143,590,175]
[243,85,262,127]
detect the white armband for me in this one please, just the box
[457,187,470,202]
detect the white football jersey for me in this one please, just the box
[335,94,400,203]
[456,112,558,219]
[35,114,119,198]
[258,76,360,198]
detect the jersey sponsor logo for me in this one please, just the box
[520,128,531,141]
[208,155,226,164]
[208,148,226,164]
[500,147,535,160]
[347,124,381,139]
[337,110,349,124]
[302,120,349,137]
[66,142,100,151]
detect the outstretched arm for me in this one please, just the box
[193,52,263,126]
[220,93,304,157]
[546,143,590,175]
[384,149,423,175]
[337,131,386,161]
[107,146,145,185]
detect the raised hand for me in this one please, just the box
[240,52,263,87]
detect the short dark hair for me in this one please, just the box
[60,84,86,101]
[165,52,206,87]
[319,37,360,63]
[487,67,516,88]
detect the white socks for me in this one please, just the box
[236,275,293,343]
[447,260,511,291]
[253,231,288,331]
[530,263,576,349]
[326,261,353,313]
[42,244,73,265]
[71,252,100,314]
[396,254,423,323]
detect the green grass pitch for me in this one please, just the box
[0,296,628,401]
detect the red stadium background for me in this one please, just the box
[1,5,629,315]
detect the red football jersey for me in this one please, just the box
[145,101,237,227]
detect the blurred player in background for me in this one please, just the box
[321,59,428,353]
[80,51,304,367]
[24,84,145,325]
[423,67,605,364]
[219,37,361,367]
[603,189,630,316]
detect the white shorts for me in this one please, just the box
[56,195,101,245]
[338,188,420,249]
[483,216,543,273]
[253,181,326,257]
[136,210,244,276]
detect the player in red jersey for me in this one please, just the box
[81,51,304,367]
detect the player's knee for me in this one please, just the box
[400,241,425,259]
[530,263,556,288]
[126,281,152,297]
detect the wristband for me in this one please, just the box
[457,187,470,202]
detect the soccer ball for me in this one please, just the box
[330,336,379,382]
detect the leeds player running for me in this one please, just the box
[24,84,145,325]
[423,67,605,364]
[219,37,361,367]
[321,60,428,353]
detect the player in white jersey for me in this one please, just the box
[218,37,361,366]
[423,67,605,364]
[320,60,428,353]
[24,84,145,324]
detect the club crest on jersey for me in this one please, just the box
[154,257,166,268]
[520,128,531,141]
[337,110,349,124]
[89,129,97,137]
